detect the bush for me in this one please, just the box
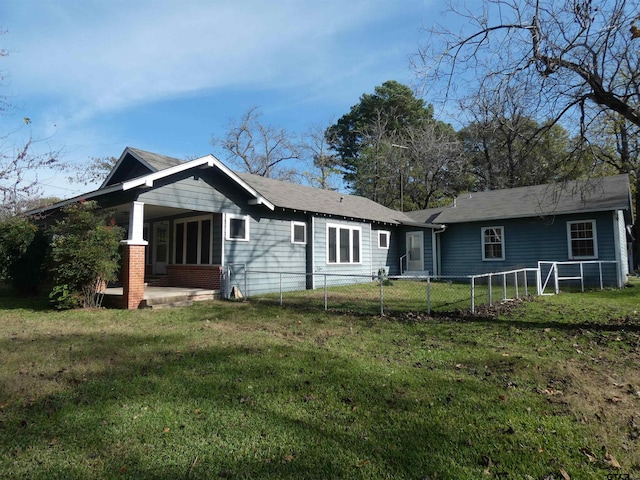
[49,201,124,309]
[0,217,49,294]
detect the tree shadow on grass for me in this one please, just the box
[0,327,600,480]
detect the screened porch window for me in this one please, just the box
[174,216,213,265]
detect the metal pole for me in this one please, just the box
[515,271,519,299]
[502,273,507,300]
[427,276,431,315]
[379,272,384,316]
[470,277,475,313]
[279,272,283,306]
[488,273,493,306]
[324,274,328,311]
[580,263,584,292]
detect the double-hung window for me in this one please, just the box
[567,220,598,259]
[174,215,212,265]
[225,214,250,241]
[378,230,390,249]
[327,224,361,264]
[482,226,505,261]
[291,221,306,244]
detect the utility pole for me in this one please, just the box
[391,144,408,211]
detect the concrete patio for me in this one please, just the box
[101,286,220,309]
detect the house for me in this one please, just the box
[405,175,634,290]
[30,147,633,308]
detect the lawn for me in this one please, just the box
[0,285,639,479]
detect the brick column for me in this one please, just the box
[121,201,148,309]
[122,243,146,309]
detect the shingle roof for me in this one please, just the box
[123,148,416,225]
[127,147,184,171]
[235,172,416,225]
[406,175,632,224]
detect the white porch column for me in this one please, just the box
[124,201,148,246]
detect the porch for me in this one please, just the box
[102,285,220,309]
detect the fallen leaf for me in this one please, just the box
[604,452,621,469]
[579,447,597,463]
[163,427,170,433]
[559,467,570,479]
[119,465,128,474]
[283,454,295,463]
[355,459,371,468]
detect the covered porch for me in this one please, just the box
[114,200,226,309]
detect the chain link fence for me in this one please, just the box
[222,266,544,315]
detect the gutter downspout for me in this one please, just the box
[432,225,447,277]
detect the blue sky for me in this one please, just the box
[1,0,448,198]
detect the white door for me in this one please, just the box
[153,222,169,274]
[406,231,424,272]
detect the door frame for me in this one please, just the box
[153,221,169,274]
[406,231,424,272]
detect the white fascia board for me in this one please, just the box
[122,156,214,190]
[121,154,276,211]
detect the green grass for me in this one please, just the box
[1,285,639,479]
[251,276,537,315]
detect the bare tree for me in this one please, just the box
[300,123,341,190]
[415,0,640,133]
[212,106,302,180]
[1,35,63,217]
[68,156,118,186]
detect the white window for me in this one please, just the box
[174,215,213,265]
[378,230,390,249]
[327,224,361,264]
[567,220,598,259]
[225,214,250,241]
[291,221,307,244]
[481,226,505,261]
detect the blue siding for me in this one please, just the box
[439,212,620,286]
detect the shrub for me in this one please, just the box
[49,201,124,309]
[0,217,49,294]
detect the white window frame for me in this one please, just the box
[291,221,307,244]
[481,226,505,261]
[326,223,362,265]
[174,214,214,265]
[225,214,250,242]
[567,220,598,259]
[378,230,390,249]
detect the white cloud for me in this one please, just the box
[5,0,404,123]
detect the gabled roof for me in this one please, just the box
[405,175,633,224]
[234,172,417,225]
[101,146,184,188]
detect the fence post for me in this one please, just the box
[470,277,475,314]
[379,272,384,316]
[324,274,328,311]
[488,273,493,306]
[580,263,584,292]
[554,263,559,294]
[514,272,519,299]
[502,273,507,300]
[279,272,283,306]
[599,262,604,290]
[243,264,248,299]
[427,276,431,315]
[524,271,528,296]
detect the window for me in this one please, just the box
[567,220,598,259]
[378,230,390,249]
[327,224,361,264]
[291,221,306,244]
[482,226,504,261]
[174,216,213,265]
[225,214,250,241]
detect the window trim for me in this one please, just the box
[377,230,390,249]
[291,221,307,245]
[481,226,505,261]
[225,214,250,242]
[567,219,598,259]
[326,223,362,265]
[173,215,213,265]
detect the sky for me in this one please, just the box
[1,0,447,199]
